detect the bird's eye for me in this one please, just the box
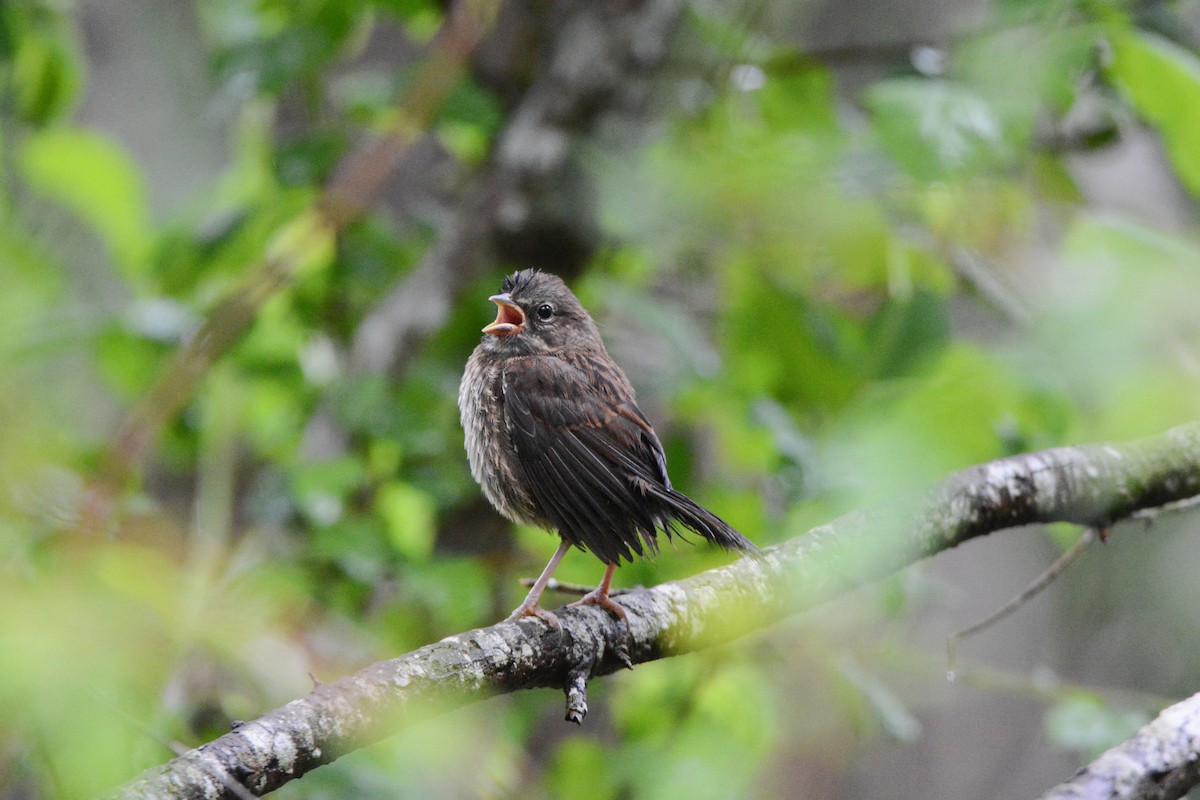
[536,304,554,321]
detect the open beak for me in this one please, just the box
[482,293,526,336]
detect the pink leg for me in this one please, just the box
[569,563,628,623]
[506,539,571,628]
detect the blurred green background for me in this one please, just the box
[3,0,1200,797]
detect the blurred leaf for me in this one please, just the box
[19,127,152,275]
[5,8,82,125]
[0,224,66,358]
[691,661,778,754]
[1108,29,1200,195]
[376,480,436,561]
[717,268,863,411]
[204,0,372,93]
[1045,693,1148,758]
[438,120,491,165]
[94,326,170,399]
[863,289,950,379]
[376,0,442,41]
[958,20,1097,140]
[548,739,620,800]
[757,58,837,132]
[394,557,491,632]
[865,78,1008,179]
[290,455,367,525]
[0,563,173,798]
[242,374,307,457]
[826,345,1042,498]
[313,516,390,583]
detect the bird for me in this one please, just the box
[459,268,757,628]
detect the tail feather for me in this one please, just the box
[658,488,758,555]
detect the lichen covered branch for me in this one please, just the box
[111,422,1200,798]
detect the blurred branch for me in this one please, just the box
[304,0,688,462]
[347,0,686,378]
[113,422,1200,799]
[78,0,499,535]
[1040,689,1200,800]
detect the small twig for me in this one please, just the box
[947,246,1032,327]
[1131,493,1200,521]
[564,669,589,724]
[946,527,1101,680]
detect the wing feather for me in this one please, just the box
[502,352,756,563]
[503,354,673,563]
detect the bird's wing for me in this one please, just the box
[502,353,674,564]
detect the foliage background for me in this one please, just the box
[3,0,1200,797]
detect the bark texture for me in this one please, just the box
[1041,689,1200,800]
[112,422,1200,799]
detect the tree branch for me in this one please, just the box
[111,422,1200,798]
[1040,689,1200,800]
[347,0,686,378]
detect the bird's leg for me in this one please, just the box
[506,539,571,628]
[569,563,627,623]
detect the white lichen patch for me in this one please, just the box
[650,582,691,645]
[236,722,276,768]
[392,662,426,689]
[273,730,299,773]
[984,459,1025,485]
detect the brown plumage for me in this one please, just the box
[459,269,756,626]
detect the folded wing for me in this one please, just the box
[502,353,755,564]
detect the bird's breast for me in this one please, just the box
[459,351,543,528]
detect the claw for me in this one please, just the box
[506,601,561,631]
[569,564,635,667]
[568,563,627,622]
[569,589,628,623]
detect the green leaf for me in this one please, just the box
[6,11,82,125]
[757,58,837,133]
[19,128,152,276]
[865,78,1007,179]
[1045,694,1148,758]
[312,517,390,583]
[547,739,619,800]
[863,288,950,379]
[93,326,169,399]
[377,481,436,561]
[290,456,367,525]
[1107,30,1200,195]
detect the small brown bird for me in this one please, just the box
[459,269,756,627]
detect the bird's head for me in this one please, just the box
[478,269,603,357]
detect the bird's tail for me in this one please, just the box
[658,488,758,555]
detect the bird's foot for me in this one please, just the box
[505,601,561,630]
[569,589,628,623]
[570,590,633,669]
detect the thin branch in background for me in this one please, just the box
[76,0,501,537]
[945,527,1100,680]
[946,245,1034,328]
[516,577,642,596]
